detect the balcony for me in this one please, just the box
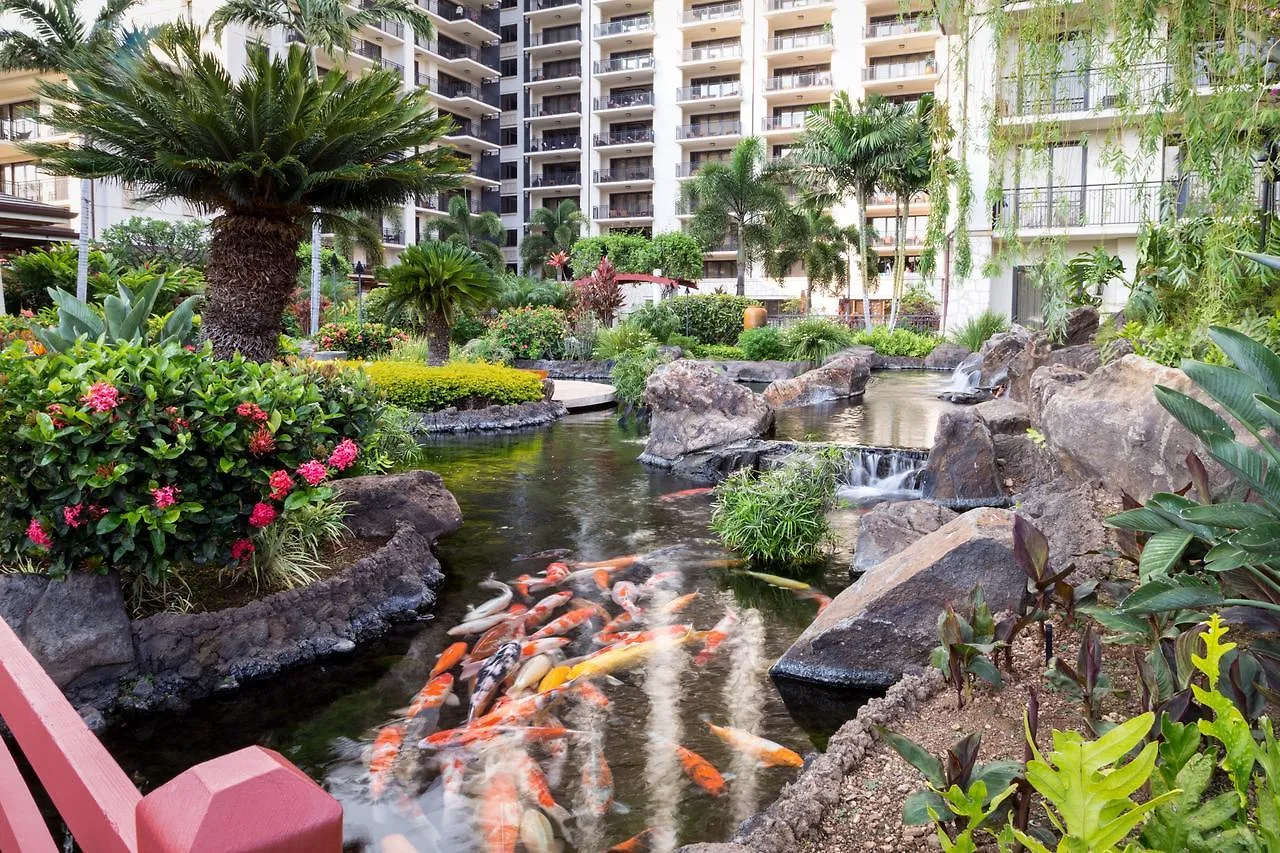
[765,70,833,91]
[677,119,742,139]
[765,0,834,20]
[675,161,722,177]
[675,81,742,102]
[762,113,813,131]
[359,13,404,39]
[431,77,496,105]
[419,37,486,63]
[869,230,926,247]
[417,0,501,36]
[594,204,654,219]
[682,44,743,64]
[528,101,582,117]
[0,116,63,142]
[705,234,740,252]
[993,181,1169,232]
[526,0,580,10]
[863,57,937,81]
[594,16,654,38]
[766,31,834,53]
[594,128,655,146]
[526,135,582,152]
[382,225,407,244]
[767,0,832,10]
[528,26,582,47]
[593,55,656,75]
[527,171,582,187]
[7,176,69,204]
[594,166,655,183]
[865,16,936,38]
[681,1,742,24]
[526,63,583,82]
[593,91,655,110]
[997,63,1178,121]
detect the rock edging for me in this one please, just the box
[415,400,568,433]
[513,358,613,380]
[678,668,947,853]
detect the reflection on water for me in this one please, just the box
[768,369,958,447]
[725,609,767,824]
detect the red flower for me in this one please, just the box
[26,518,52,549]
[87,505,109,520]
[63,504,84,529]
[46,403,67,428]
[248,425,276,456]
[297,460,329,486]
[96,463,117,479]
[152,486,180,509]
[236,402,269,423]
[81,382,120,413]
[328,438,359,471]
[268,469,294,501]
[230,538,256,561]
[248,502,277,528]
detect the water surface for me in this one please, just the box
[768,369,957,447]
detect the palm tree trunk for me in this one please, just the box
[426,310,450,366]
[735,224,745,297]
[856,186,872,330]
[890,193,907,329]
[75,178,92,302]
[203,213,305,361]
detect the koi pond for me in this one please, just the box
[100,370,957,853]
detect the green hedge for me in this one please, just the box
[361,361,545,411]
[665,294,759,345]
[848,325,940,357]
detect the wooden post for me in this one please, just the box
[135,747,343,853]
[0,735,59,853]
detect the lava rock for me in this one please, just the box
[1028,364,1089,425]
[668,439,789,482]
[937,388,994,405]
[851,500,957,577]
[334,470,463,542]
[1017,477,1120,582]
[642,360,774,463]
[920,409,1004,502]
[924,342,973,370]
[695,359,809,383]
[772,508,1024,690]
[513,359,613,380]
[1061,305,1101,346]
[762,354,871,409]
[978,325,1035,387]
[416,400,568,433]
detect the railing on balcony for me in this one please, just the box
[594,166,655,182]
[434,77,493,103]
[526,0,579,11]
[526,135,582,151]
[352,38,383,62]
[766,70,833,91]
[594,91,655,109]
[675,161,726,177]
[7,177,68,203]
[682,44,742,62]
[527,172,582,187]
[767,0,831,10]
[363,14,405,37]
[706,235,740,251]
[676,81,742,100]
[594,16,654,37]
[594,204,654,218]
[865,16,936,38]
[594,55,656,74]
[768,31,833,51]
[993,181,1171,230]
[594,128,655,145]
[527,63,582,82]
[419,0,500,33]
[869,189,930,206]
[422,37,483,62]
[864,57,937,80]
[677,119,742,138]
[682,1,742,23]
[869,231,927,246]
[997,63,1179,117]
[529,100,582,116]
[528,26,582,46]
[762,113,812,130]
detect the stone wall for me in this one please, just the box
[513,359,613,380]
[415,400,567,433]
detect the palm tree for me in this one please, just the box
[0,0,139,303]
[880,96,934,328]
[521,200,586,279]
[788,92,907,327]
[27,23,467,360]
[378,242,501,364]
[765,202,859,301]
[682,136,789,297]
[424,196,505,271]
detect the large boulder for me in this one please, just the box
[851,500,957,576]
[1028,364,1089,425]
[334,470,463,542]
[1007,339,1102,403]
[772,508,1025,689]
[1062,306,1101,346]
[1017,477,1120,582]
[763,355,870,409]
[920,409,1005,502]
[978,325,1035,386]
[1040,354,1218,501]
[924,342,973,370]
[642,360,774,462]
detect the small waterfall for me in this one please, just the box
[945,352,984,392]
[834,446,929,504]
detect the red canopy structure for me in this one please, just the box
[570,272,698,290]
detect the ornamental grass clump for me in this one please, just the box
[710,454,840,570]
[782,318,854,364]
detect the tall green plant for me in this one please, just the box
[35,278,198,352]
[522,200,587,279]
[765,202,859,296]
[711,454,838,569]
[422,195,505,271]
[949,311,1009,352]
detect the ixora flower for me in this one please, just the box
[236,402,269,423]
[81,382,120,413]
[248,424,276,456]
[297,460,329,486]
[26,518,52,549]
[268,469,294,501]
[230,538,256,561]
[248,502,277,528]
[63,504,84,529]
[328,438,360,471]
[152,485,180,509]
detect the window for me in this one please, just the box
[507,262,519,273]
[501,195,517,214]
[500,92,518,111]
[704,260,737,278]
[501,58,517,77]
[500,161,518,180]
[501,24,517,43]
[505,229,518,247]
[500,126,518,146]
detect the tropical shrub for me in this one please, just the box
[610,345,662,410]
[664,293,759,345]
[364,286,427,334]
[573,257,625,326]
[949,311,1009,352]
[646,231,704,282]
[691,343,746,360]
[737,326,787,361]
[35,279,199,353]
[487,306,569,360]
[592,321,656,359]
[98,216,210,270]
[848,325,940,357]
[628,301,680,343]
[569,234,651,279]
[314,322,408,359]
[458,336,515,366]
[7,244,78,310]
[450,315,487,345]
[359,361,544,411]
[878,728,1020,832]
[710,453,839,569]
[495,274,574,310]
[899,284,940,319]
[783,318,854,363]
[0,340,380,597]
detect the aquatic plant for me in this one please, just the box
[947,311,1008,353]
[847,325,939,357]
[609,344,663,410]
[592,320,656,359]
[783,318,854,364]
[711,454,839,569]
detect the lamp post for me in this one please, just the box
[354,261,365,328]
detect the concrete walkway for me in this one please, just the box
[551,379,615,410]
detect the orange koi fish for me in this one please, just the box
[430,641,468,679]
[513,749,572,825]
[471,682,578,728]
[574,680,611,709]
[694,608,738,667]
[611,581,643,616]
[405,673,456,720]
[794,588,833,614]
[574,554,639,570]
[467,617,524,665]
[642,571,682,591]
[438,752,469,816]
[530,606,597,640]
[607,828,656,853]
[579,740,615,818]
[527,562,571,591]
[658,591,701,615]
[675,744,727,796]
[368,724,404,800]
[706,720,804,768]
[607,624,694,648]
[449,604,528,638]
[420,725,574,751]
[520,637,571,658]
[658,487,714,502]
[596,609,635,640]
[477,770,521,853]
[593,569,612,593]
[541,712,569,788]
[523,591,573,628]
[538,663,573,693]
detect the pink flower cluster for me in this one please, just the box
[328,438,359,471]
[268,470,294,501]
[248,502,277,528]
[81,382,120,413]
[248,425,276,456]
[297,460,328,486]
[236,402,269,423]
[26,518,52,549]
[63,504,84,529]
[152,486,180,509]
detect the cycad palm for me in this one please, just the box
[0,0,139,302]
[880,96,934,328]
[27,23,466,360]
[789,92,907,326]
[209,0,433,54]
[682,136,788,297]
[379,241,501,364]
[521,200,587,279]
[766,203,859,299]
[425,196,505,271]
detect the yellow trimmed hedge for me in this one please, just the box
[358,361,545,411]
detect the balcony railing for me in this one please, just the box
[677,119,742,138]
[529,100,582,116]
[421,37,483,62]
[352,38,383,62]
[594,166,655,182]
[594,128,655,145]
[869,231,926,246]
[527,63,582,82]
[594,91,655,109]
[864,57,937,80]
[594,204,654,218]
[381,225,407,243]
[528,26,582,46]
[768,31,833,51]
[708,235,740,251]
[682,2,742,23]
[762,113,812,130]
[526,135,582,151]
[526,0,579,9]
[8,176,69,203]
[594,17,654,37]
[865,16,936,38]
[675,161,726,177]
[682,44,742,62]
[765,70,832,91]
[993,181,1170,230]
[363,15,404,38]
[676,81,742,100]
[997,63,1181,118]
[594,55,656,74]
[528,172,582,187]
[767,0,831,10]
[434,78,489,101]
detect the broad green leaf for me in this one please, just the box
[1209,325,1280,398]
[1186,791,1241,831]
[875,727,945,787]
[902,789,947,825]
[1138,529,1194,579]
[1106,507,1178,533]
[1230,521,1280,553]
[1183,361,1269,433]
[1256,394,1280,433]
[1154,384,1235,442]
[1180,502,1275,529]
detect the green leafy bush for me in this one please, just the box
[737,326,787,361]
[592,322,656,359]
[315,322,408,359]
[487,306,569,360]
[627,301,679,343]
[783,318,854,363]
[710,454,839,569]
[363,286,427,334]
[7,244,78,311]
[98,216,210,270]
[948,311,1009,352]
[665,293,759,344]
[495,274,574,310]
[0,340,380,597]
[458,335,515,365]
[610,345,662,409]
[359,361,544,410]
[35,279,199,353]
[849,325,940,357]
[899,284,940,319]
[691,343,746,360]
[647,232,704,282]
[450,314,487,345]
[569,234,651,280]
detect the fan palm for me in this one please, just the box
[424,196,505,271]
[880,96,934,328]
[378,241,502,364]
[765,202,859,300]
[789,92,908,327]
[682,136,789,297]
[521,200,587,279]
[0,0,139,303]
[27,23,467,360]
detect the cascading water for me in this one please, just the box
[833,446,929,504]
[945,352,984,392]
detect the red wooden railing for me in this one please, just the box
[0,615,343,852]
